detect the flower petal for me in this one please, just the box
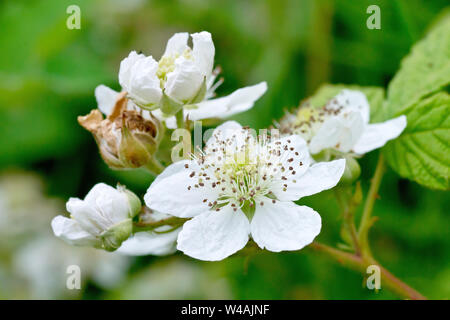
[144,160,219,218]
[51,215,99,246]
[329,90,370,124]
[204,120,243,147]
[128,55,162,105]
[84,183,131,222]
[163,32,189,56]
[275,159,346,201]
[117,227,180,256]
[185,82,267,120]
[309,111,365,154]
[250,200,321,252]
[353,115,407,154]
[177,206,250,261]
[118,51,146,89]
[192,31,215,78]
[95,85,119,116]
[269,135,313,200]
[165,57,204,102]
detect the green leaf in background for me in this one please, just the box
[308,83,386,121]
[382,10,450,190]
[385,10,450,117]
[383,92,450,190]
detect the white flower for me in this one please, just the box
[51,183,141,251]
[115,31,267,124]
[279,90,407,156]
[144,121,346,261]
[117,210,180,256]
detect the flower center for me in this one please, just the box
[156,48,194,87]
[185,128,303,218]
[280,102,344,143]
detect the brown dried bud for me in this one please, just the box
[78,92,163,170]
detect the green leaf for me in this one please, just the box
[386,10,450,117]
[383,92,450,190]
[309,83,386,121]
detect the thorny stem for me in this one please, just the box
[334,187,361,255]
[321,152,426,299]
[309,242,426,300]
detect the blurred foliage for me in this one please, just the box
[0,0,448,299]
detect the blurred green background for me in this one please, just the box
[0,0,448,299]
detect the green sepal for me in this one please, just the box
[159,91,184,115]
[101,218,133,251]
[188,77,207,104]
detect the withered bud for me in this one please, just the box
[78,92,163,170]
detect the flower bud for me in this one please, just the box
[51,183,142,251]
[78,92,164,170]
[340,156,361,184]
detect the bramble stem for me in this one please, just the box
[132,215,188,233]
[334,187,361,255]
[309,242,427,300]
[175,109,185,129]
[358,153,385,255]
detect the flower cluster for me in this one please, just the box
[51,31,407,262]
[95,31,267,129]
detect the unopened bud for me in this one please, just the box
[78,92,164,170]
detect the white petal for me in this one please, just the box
[51,215,99,246]
[269,135,312,200]
[204,120,243,147]
[250,200,321,252]
[185,82,267,120]
[329,90,370,124]
[118,51,146,89]
[84,183,119,204]
[165,57,204,102]
[309,111,365,154]
[275,159,346,201]
[117,227,180,256]
[192,31,215,78]
[66,198,105,235]
[95,85,119,116]
[163,32,189,56]
[144,160,219,218]
[176,206,250,261]
[128,55,162,105]
[271,134,311,177]
[353,115,407,154]
[85,183,131,221]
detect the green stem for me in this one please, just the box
[358,153,385,255]
[334,188,361,255]
[132,216,188,233]
[143,157,165,175]
[175,109,185,129]
[309,242,427,300]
